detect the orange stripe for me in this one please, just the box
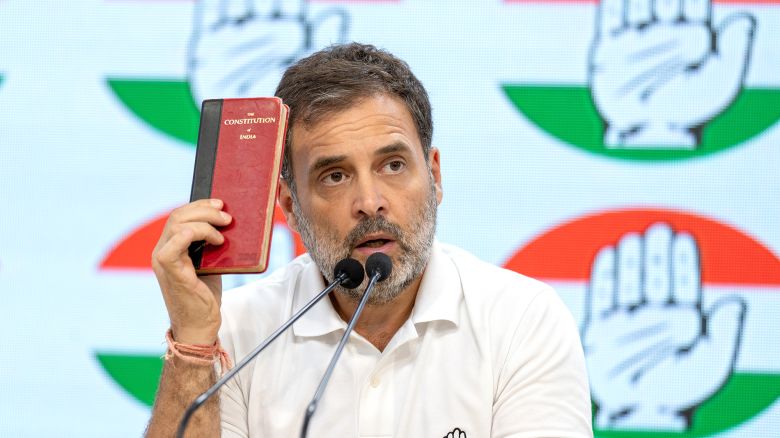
[503,209,780,285]
[100,206,305,270]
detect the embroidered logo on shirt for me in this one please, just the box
[443,427,467,438]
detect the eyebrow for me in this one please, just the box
[310,154,348,175]
[375,142,411,156]
[308,142,413,175]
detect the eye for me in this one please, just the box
[382,160,406,174]
[321,170,348,186]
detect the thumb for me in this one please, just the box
[714,13,756,74]
[705,296,747,357]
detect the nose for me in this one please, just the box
[351,174,388,219]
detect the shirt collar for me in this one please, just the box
[291,242,462,338]
[291,258,346,337]
[410,241,462,327]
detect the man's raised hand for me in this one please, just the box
[151,199,232,345]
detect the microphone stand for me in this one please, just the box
[299,271,382,438]
[176,269,355,438]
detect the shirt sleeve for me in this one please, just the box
[492,286,593,438]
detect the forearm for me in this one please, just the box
[146,354,220,438]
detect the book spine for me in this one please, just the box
[188,99,223,268]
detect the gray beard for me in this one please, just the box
[291,180,437,305]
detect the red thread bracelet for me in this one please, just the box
[164,329,233,374]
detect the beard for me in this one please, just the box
[291,178,438,305]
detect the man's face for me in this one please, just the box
[279,94,443,304]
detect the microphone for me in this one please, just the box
[176,258,365,438]
[300,252,392,438]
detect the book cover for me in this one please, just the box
[189,97,289,274]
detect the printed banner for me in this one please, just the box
[0,0,777,436]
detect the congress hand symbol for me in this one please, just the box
[589,0,756,147]
[189,0,348,104]
[582,223,746,430]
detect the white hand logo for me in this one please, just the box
[188,0,349,104]
[589,0,756,148]
[443,427,467,438]
[582,223,746,431]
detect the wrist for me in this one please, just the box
[605,124,696,149]
[597,405,687,431]
[164,328,233,373]
[170,325,219,345]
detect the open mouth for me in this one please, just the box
[356,238,392,249]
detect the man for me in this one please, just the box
[147,43,592,437]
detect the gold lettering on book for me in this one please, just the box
[224,117,277,125]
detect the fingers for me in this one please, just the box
[603,222,703,310]
[156,222,225,266]
[654,0,681,23]
[672,232,700,305]
[589,246,617,319]
[443,429,466,438]
[155,199,231,261]
[196,0,267,30]
[627,0,652,27]
[223,0,252,21]
[195,0,230,31]
[250,0,305,19]
[599,0,709,36]
[164,199,232,237]
[278,0,307,19]
[195,0,308,29]
[643,223,672,303]
[598,0,625,37]
[617,232,643,306]
[641,223,703,306]
[683,0,711,23]
[250,0,275,18]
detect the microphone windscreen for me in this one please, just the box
[334,258,365,289]
[365,253,392,282]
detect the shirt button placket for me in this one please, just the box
[359,367,393,437]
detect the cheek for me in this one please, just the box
[397,180,430,204]
[307,200,350,237]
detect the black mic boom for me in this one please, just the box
[300,252,392,438]
[176,258,365,438]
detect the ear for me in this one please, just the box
[428,147,443,204]
[277,179,299,233]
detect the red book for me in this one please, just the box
[189,97,289,274]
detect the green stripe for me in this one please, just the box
[501,85,780,161]
[594,373,780,437]
[95,352,163,407]
[107,79,200,145]
[95,350,779,436]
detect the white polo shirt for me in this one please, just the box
[218,242,592,437]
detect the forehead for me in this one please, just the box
[289,94,423,168]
